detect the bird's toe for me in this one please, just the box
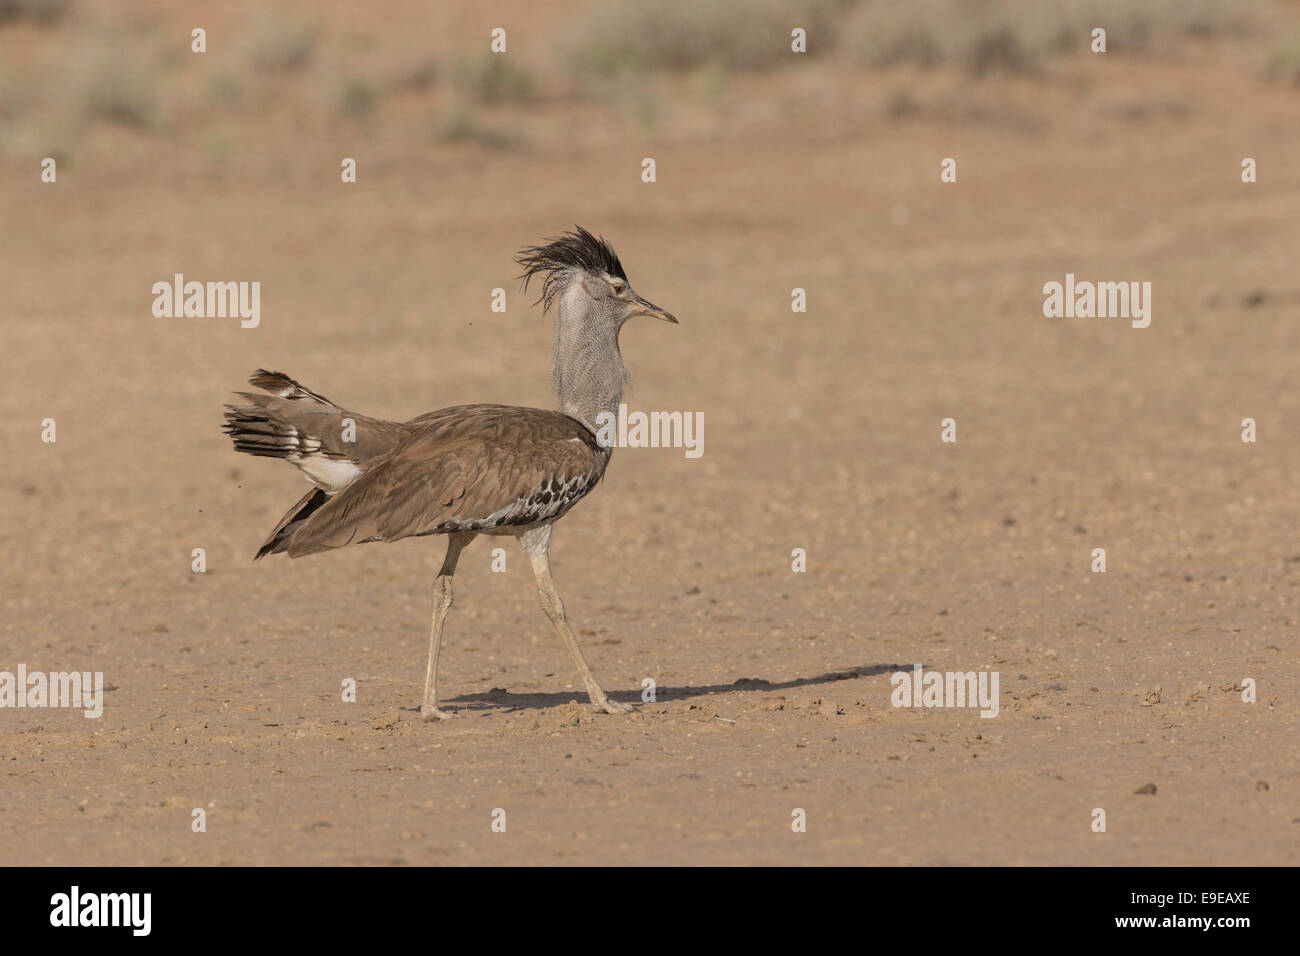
[421,706,460,721]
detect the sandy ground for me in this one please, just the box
[2,6,1298,865]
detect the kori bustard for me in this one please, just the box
[223,227,676,719]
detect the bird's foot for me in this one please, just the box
[589,697,633,715]
[420,705,460,721]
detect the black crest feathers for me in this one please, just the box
[515,226,627,313]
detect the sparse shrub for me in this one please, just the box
[0,68,30,121]
[1265,32,1300,85]
[206,74,243,108]
[200,130,232,175]
[391,57,439,93]
[250,17,318,72]
[82,62,158,129]
[338,77,379,116]
[451,54,534,103]
[885,87,921,119]
[0,0,70,25]
[967,26,1033,76]
[585,69,663,129]
[563,0,850,76]
[433,108,518,149]
[842,0,1243,74]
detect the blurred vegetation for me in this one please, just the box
[338,77,380,117]
[248,15,318,73]
[0,0,1286,162]
[432,108,519,149]
[1265,32,1300,85]
[451,54,535,103]
[388,57,439,94]
[841,0,1243,73]
[562,0,1246,78]
[0,0,68,26]
[563,0,851,76]
[80,59,159,129]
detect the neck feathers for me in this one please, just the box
[554,292,626,434]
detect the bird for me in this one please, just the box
[222,227,677,720]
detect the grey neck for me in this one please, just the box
[553,286,626,435]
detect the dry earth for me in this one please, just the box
[2,2,1297,864]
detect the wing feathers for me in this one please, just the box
[284,407,608,557]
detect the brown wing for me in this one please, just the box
[254,487,330,559]
[283,405,609,557]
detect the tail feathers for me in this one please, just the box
[224,369,402,548]
[223,369,337,462]
[247,369,337,407]
[255,487,330,559]
[222,403,328,460]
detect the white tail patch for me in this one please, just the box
[297,455,362,491]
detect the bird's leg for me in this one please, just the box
[421,531,476,721]
[517,524,632,715]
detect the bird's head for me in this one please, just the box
[516,226,677,331]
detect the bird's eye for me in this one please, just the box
[609,280,626,296]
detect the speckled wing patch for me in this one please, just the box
[432,471,599,533]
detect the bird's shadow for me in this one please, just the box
[430,663,906,715]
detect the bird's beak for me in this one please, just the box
[631,292,678,324]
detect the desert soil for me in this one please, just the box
[2,6,1297,865]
